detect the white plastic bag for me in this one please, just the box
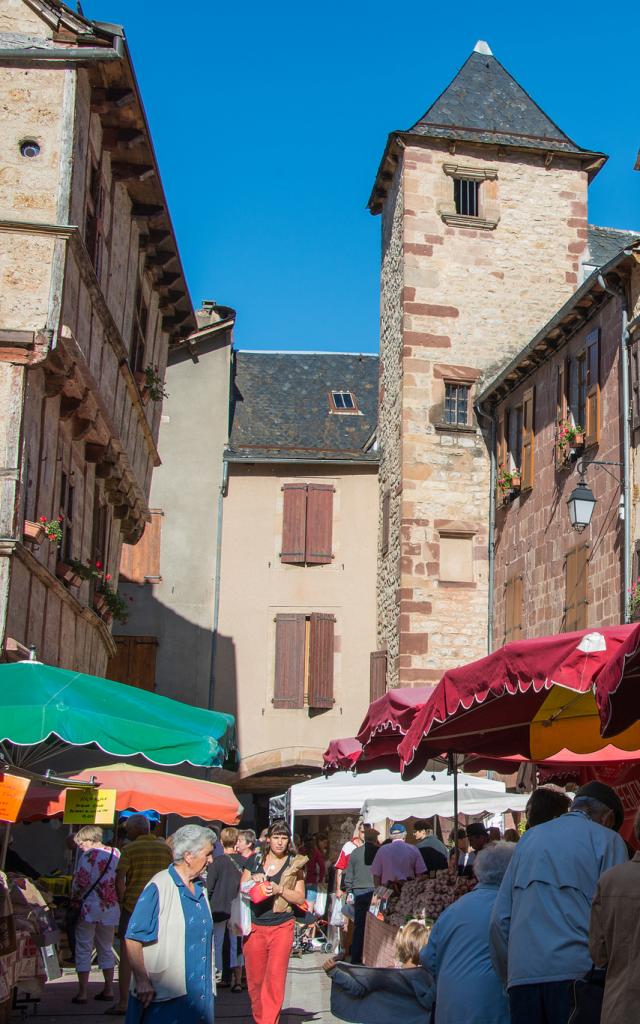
[313,885,328,917]
[329,895,346,928]
[229,893,252,937]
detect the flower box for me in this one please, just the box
[510,474,521,493]
[56,560,83,588]
[23,520,46,545]
[93,593,112,624]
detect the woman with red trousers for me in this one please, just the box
[241,821,306,1024]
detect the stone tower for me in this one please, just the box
[372,42,606,689]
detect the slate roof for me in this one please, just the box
[407,47,597,156]
[584,225,640,269]
[226,352,379,463]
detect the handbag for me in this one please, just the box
[68,847,115,930]
[568,966,607,1024]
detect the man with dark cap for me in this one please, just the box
[458,822,490,878]
[489,782,627,1024]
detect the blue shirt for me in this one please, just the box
[421,883,509,1024]
[490,811,628,989]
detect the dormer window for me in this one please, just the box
[329,390,359,414]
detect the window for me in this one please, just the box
[504,574,524,643]
[329,390,358,414]
[59,471,74,562]
[85,154,105,276]
[454,178,480,217]
[444,382,470,426]
[107,636,158,691]
[91,487,109,595]
[281,483,333,565]
[439,533,474,583]
[119,511,163,583]
[370,651,387,702]
[273,613,335,709]
[570,352,587,431]
[585,330,600,446]
[130,278,149,374]
[565,544,589,631]
[507,406,523,471]
[521,387,535,490]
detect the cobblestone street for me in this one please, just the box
[14,954,338,1024]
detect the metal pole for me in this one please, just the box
[448,752,459,861]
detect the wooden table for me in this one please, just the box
[363,914,399,967]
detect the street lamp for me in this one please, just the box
[567,479,597,532]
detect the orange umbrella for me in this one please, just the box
[19,763,242,824]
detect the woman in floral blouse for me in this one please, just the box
[71,825,120,1004]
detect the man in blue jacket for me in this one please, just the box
[489,781,628,1024]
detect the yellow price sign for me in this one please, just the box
[63,788,117,824]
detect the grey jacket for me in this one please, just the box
[329,962,434,1024]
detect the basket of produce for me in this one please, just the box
[385,870,476,928]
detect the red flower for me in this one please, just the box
[105,574,112,581]
[95,560,103,570]
[57,515,64,522]
[39,515,47,523]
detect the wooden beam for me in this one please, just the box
[90,88,136,113]
[111,163,155,182]
[85,444,109,465]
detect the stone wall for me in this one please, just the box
[376,135,592,688]
[492,285,632,641]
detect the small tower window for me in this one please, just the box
[329,390,359,414]
[444,383,470,426]
[454,178,480,217]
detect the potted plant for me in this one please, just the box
[498,468,520,499]
[142,364,169,403]
[93,581,112,623]
[66,558,104,583]
[28,515,64,545]
[55,560,84,587]
[96,578,129,624]
[557,419,585,457]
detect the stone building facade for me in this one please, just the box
[479,245,640,644]
[0,0,193,673]
[371,41,628,690]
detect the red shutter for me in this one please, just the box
[381,491,390,556]
[305,484,334,564]
[308,613,335,709]
[281,484,307,564]
[370,651,387,702]
[273,614,305,708]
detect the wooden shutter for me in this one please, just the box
[381,490,390,556]
[496,412,506,503]
[106,635,157,691]
[585,330,600,446]
[565,544,589,632]
[630,343,640,431]
[281,484,307,564]
[370,651,387,702]
[273,614,305,708]
[308,613,335,709]
[119,511,163,583]
[305,484,334,564]
[521,387,535,490]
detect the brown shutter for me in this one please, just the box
[308,613,335,709]
[630,344,640,431]
[305,484,334,564]
[119,511,163,583]
[281,484,307,564]
[585,330,600,446]
[106,635,157,691]
[370,651,387,702]
[504,577,514,643]
[521,387,535,490]
[565,544,589,632]
[273,614,305,708]
[381,490,390,556]
[496,412,506,504]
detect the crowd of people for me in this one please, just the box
[60,778,638,1024]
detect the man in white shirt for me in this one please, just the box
[371,823,425,886]
[490,781,628,1024]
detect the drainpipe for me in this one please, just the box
[0,36,124,63]
[476,401,497,652]
[597,273,631,622]
[207,459,228,713]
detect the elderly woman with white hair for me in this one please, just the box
[124,824,216,1024]
[420,841,514,1024]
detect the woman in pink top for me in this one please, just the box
[71,824,120,1004]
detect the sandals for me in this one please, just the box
[94,993,115,1002]
[71,996,88,1005]
[231,984,242,993]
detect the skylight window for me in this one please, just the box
[329,391,358,414]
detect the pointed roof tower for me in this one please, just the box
[369,43,606,213]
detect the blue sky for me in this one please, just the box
[84,1,640,354]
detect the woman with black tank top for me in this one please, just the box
[241,820,307,1024]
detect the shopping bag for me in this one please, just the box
[313,885,328,917]
[329,895,346,928]
[229,893,252,937]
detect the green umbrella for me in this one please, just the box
[0,660,237,770]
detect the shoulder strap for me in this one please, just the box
[78,847,115,904]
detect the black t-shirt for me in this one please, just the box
[245,853,295,927]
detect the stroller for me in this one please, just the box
[292,888,334,955]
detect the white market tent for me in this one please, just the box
[287,769,518,822]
